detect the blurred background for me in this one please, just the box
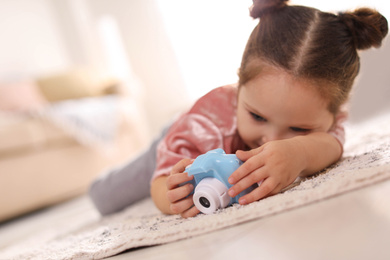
[0,0,389,222]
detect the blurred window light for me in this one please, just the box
[156,0,255,100]
[97,16,131,80]
[97,15,142,97]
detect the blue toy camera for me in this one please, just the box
[185,148,257,214]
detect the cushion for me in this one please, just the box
[0,81,48,111]
[36,68,119,102]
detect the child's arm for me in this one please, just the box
[227,132,342,205]
[151,159,200,218]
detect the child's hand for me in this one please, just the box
[166,159,200,218]
[228,139,307,205]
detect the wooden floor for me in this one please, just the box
[1,179,390,260]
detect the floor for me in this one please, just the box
[1,179,390,260]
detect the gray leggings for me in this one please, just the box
[88,127,169,215]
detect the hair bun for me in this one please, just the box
[339,8,388,50]
[250,0,289,18]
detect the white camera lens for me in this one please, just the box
[193,178,230,214]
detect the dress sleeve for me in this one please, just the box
[151,113,224,182]
[328,106,348,152]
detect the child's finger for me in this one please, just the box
[166,183,194,203]
[166,172,193,190]
[228,166,267,197]
[170,196,195,215]
[171,158,194,175]
[235,146,263,161]
[181,205,200,218]
[228,155,265,185]
[238,178,280,205]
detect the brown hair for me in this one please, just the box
[239,0,388,114]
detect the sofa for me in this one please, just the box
[0,69,150,222]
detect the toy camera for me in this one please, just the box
[184,148,257,214]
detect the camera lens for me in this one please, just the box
[199,197,210,208]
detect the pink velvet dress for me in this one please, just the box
[152,84,347,181]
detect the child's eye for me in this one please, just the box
[250,112,266,122]
[290,127,311,133]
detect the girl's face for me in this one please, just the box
[237,68,334,149]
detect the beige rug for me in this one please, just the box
[1,112,390,260]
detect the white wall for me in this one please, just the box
[82,0,190,135]
[349,39,390,123]
[0,0,70,80]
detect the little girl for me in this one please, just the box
[89,0,388,218]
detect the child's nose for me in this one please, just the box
[262,130,285,143]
